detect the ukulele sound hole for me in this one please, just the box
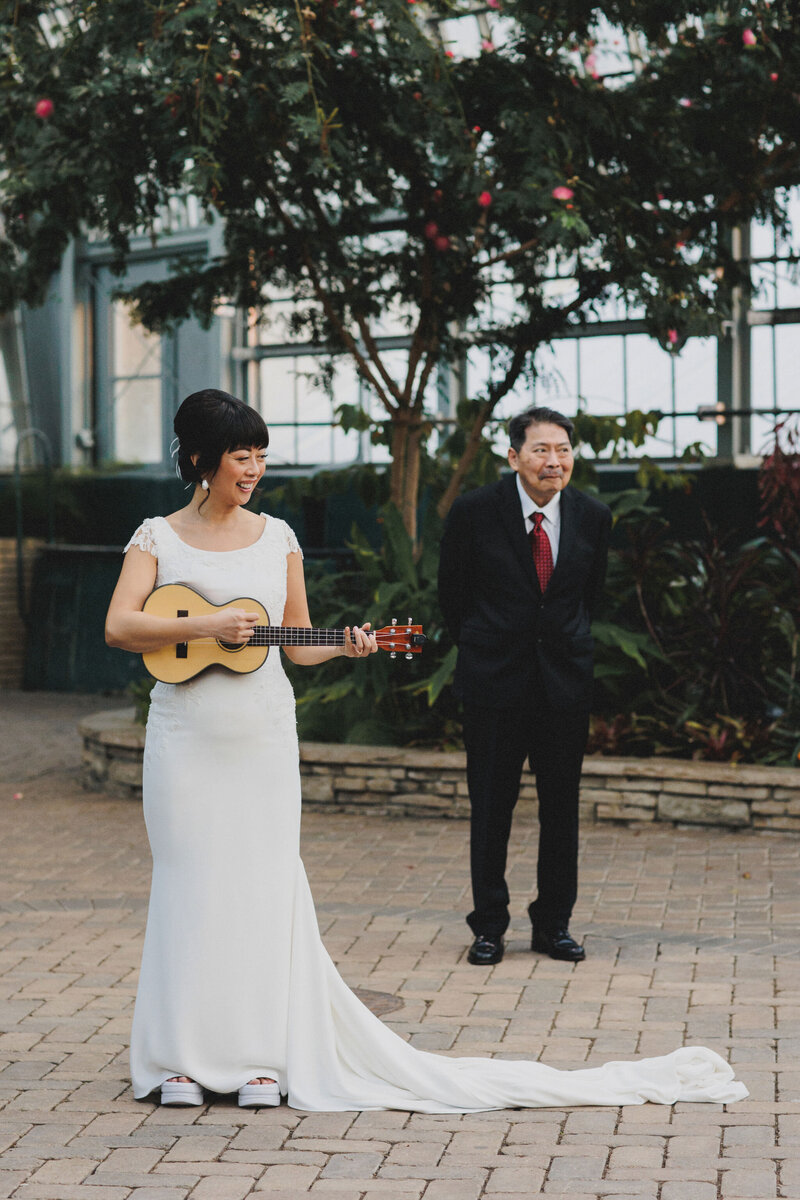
[218,639,249,653]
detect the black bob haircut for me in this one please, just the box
[173,390,269,484]
[508,406,574,453]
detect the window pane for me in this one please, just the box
[113,378,162,464]
[264,424,297,466]
[531,341,579,412]
[625,336,672,415]
[576,337,625,413]
[113,304,161,377]
[773,324,800,411]
[751,325,777,412]
[672,337,717,412]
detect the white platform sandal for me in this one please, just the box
[238,1079,280,1107]
[161,1078,204,1106]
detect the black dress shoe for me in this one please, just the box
[530,926,585,962]
[467,935,504,965]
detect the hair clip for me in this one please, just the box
[170,437,184,481]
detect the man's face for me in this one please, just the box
[508,422,574,506]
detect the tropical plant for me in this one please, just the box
[288,502,460,746]
[590,483,800,764]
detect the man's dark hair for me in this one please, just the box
[508,406,574,453]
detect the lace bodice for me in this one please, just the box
[125,514,301,614]
[126,514,301,750]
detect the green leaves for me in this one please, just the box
[591,621,665,670]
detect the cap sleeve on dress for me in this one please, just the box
[283,521,303,558]
[265,516,303,558]
[124,518,158,558]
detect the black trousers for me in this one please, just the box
[462,700,590,939]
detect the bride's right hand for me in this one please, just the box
[206,607,260,643]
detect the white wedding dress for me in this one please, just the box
[126,514,747,1111]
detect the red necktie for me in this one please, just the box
[529,512,553,591]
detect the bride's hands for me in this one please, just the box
[342,622,378,658]
[206,607,260,644]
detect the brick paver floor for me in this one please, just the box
[2,694,800,1199]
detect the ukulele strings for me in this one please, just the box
[183,628,405,646]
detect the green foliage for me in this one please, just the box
[588,480,800,764]
[128,676,156,727]
[287,499,462,747]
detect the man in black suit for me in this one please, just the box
[438,406,611,966]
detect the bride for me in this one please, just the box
[105,388,746,1112]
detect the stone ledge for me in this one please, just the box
[78,712,800,831]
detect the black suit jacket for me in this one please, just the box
[438,473,612,711]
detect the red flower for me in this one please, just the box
[413,91,422,100]
[667,329,679,345]
[349,48,359,57]
[424,221,439,239]
[552,185,574,201]
[215,72,224,83]
[771,72,779,81]
[432,189,443,202]
[434,235,450,251]
[477,191,492,208]
[34,98,54,119]
[742,29,757,47]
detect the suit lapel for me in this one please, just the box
[496,473,540,595]
[550,486,576,586]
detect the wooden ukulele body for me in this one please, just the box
[143,585,270,683]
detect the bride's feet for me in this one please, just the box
[238,1075,280,1108]
[161,1076,204,1106]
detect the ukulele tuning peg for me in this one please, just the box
[390,652,397,660]
[404,652,413,660]
[391,617,397,626]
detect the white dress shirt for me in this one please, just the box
[516,474,561,565]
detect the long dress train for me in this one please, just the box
[126,515,747,1111]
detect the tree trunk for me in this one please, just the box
[389,413,419,545]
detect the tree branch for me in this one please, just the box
[262,184,398,416]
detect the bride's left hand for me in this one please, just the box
[343,622,378,658]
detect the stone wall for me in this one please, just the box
[79,710,800,832]
[580,755,800,832]
[80,709,146,798]
[0,537,41,688]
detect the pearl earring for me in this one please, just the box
[201,479,209,491]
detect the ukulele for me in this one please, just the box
[142,583,427,683]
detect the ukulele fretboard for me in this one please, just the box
[248,626,346,647]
